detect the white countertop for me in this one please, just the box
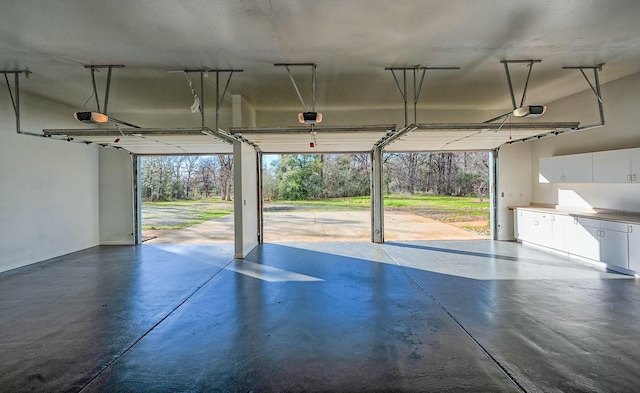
[512,205,640,225]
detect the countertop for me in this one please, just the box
[511,205,640,225]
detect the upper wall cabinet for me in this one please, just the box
[593,148,640,183]
[540,147,640,184]
[539,153,593,183]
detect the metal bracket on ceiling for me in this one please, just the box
[84,64,123,115]
[385,66,460,127]
[502,63,607,146]
[81,65,140,128]
[562,63,605,129]
[501,60,542,111]
[170,68,244,144]
[274,63,318,112]
[1,70,36,136]
[375,66,459,150]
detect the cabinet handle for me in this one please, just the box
[628,174,632,182]
[633,174,637,182]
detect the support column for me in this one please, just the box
[371,147,384,243]
[233,140,260,258]
[489,149,497,240]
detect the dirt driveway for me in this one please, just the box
[144,210,486,243]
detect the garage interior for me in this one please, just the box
[2,1,640,392]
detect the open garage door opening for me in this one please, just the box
[261,154,372,242]
[139,155,234,244]
[383,151,491,242]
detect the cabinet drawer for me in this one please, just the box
[600,220,629,233]
[577,217,600,229]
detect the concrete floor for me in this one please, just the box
[1,241,639,392]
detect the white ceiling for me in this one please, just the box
[2,0,640,152]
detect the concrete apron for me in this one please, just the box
[144,210,486,244]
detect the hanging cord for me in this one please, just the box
[184,72,200,113]
[310,125,317,148]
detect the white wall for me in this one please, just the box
[0,91,100,272]
[496,142,532,240]
[99,149,135,245]
[233,95,256,128]
[529,72,640,212]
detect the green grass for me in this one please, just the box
[270,194,488,211]
[142,210,231,230]
[142,199,233,231]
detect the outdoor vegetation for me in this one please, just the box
[140,152,490,236]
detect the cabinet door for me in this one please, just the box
[630,148,640,183]
[575,218,601,260]
[563,153,593,183]
[539,218,554,248]
[563,216,579,255]
[629,224,640,272]
[551,214,573,251]
[530,212,554,248]
[516,210,553,247]
[539,156,563,183]
[600,227,629,269]
[593,150,630,183]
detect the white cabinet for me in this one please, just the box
[516,210,553,248]
[593,147,640,183]
[539,156,564,183]
[593,149,631,183]
[564,153,593,183]
[629,225,640,272]
[575,218,602,261]
[576,218,629,269]
[539,153,592,183]
[516,208,637,274]
[556,215,578,254]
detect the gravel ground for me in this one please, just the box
[141,202,488,243]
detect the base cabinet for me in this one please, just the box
[516,210,554,248]
[517,209,635,274]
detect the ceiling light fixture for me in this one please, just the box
[298,111,322,125]
[74,111,109,124]
[513,105,546,118]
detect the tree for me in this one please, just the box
[276,155,324,200]
[218,155,233,201]
[183,156,200,199]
